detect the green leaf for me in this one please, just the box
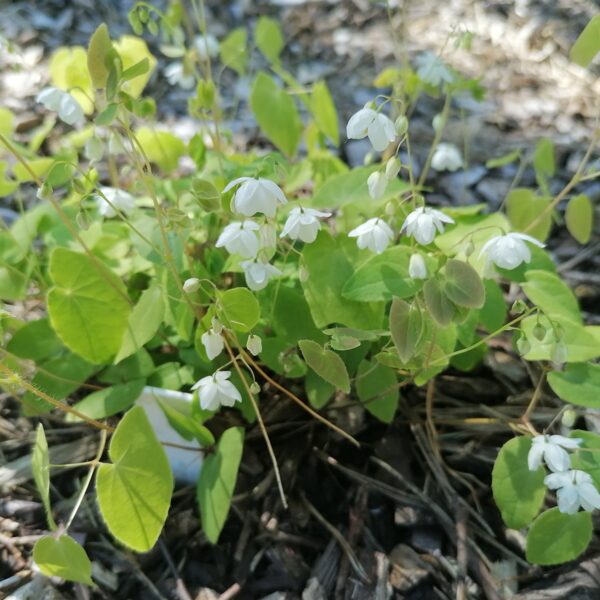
[301,231,384,329]
[96,406,173,552]
[250,72,302,157]
[219,28,247,74]
[305,369,335,409]
[310,81,339,145]
[271,286,325,345]
[565,194,593,245]
[547,363,600,408]
[135,127,185,173]
[6,318,62,361]
[570,15,600,68]
[122,58,150,81]
[492,436,546,529]
[255,17,284,63]
[70,379,146,420]
[219,287,260,332]
[521,270,582,324]
[32,424,57,530]
[47,248,131,364]
[570,430,600,488]
[115,284,164,363]
[443,259,485,308]
[299,339,350,393]
[87,23,113,88]
[389,298,424,363]
[423,279,455,326]
[50,46,94,113]
[479,280,506,332]
[533,138,555,182]
[157,399,215,447]
[33,535,93,585]
[113,35,156,98]
[356,360,398,423]
[526,508,592,565]
[197,427,244,543]
[96,103,118,126]
[485,150,521,169]
[506,188,552,242]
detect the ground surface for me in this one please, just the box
[1,0,600,599]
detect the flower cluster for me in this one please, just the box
[528,435,600,514]
[36,87,84,125]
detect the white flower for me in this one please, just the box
[194,34,219,61]
[346,107,396,152]
[216,220,260,258]
[528,435,582,472]
[400,207,455,245]
[201,328,224,360]
[191,371,241,411]
[246,334,262,356]
[96,187,136,218]
[84,137,105,162]
[416,53,455,87]
[367,171,387,199]
[164,62,196,90]
[183,278,200,293]
[280,207,331,243]
[240,259,282,291]
[348,218,394,254]
[544,470,600,514]
[224,177,287,218]
[409,254,427,279]
[385,157,402,180]
[479,233,545,270]
[431,143,463,172]
[36,87,84,125]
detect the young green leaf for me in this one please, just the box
[356,360,398,423]
[506,188,552,242]
[219,287,260,332]
[533,138,555,182]
[565,194,593,245]
[157,399,215,447]
[521,270,582,324]
[219,28,248,74]
[570,15,600,68]
[423,279,455,326]
[31,424,57,530]
[135,127,185,173]
[547,363,600,408]
[526,508,593,565]
[33,535,93,585]
[305,369,335,409]
[298,339,350,393]
[197,427,244,543]
[96,406,174,552]
[492,436,546,529]
[87,23,113,88]
[443,259,485,308]
[70,379,146,420]
[255,16,284,63]
[389,298,424,363]
[310,81,339,145]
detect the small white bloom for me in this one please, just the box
[367,171,387,200]
[191,371,241,411]
[544,470,600,514]
[240,259,282,291]
[479,233,545,270]
[224,177,287,218]
[246,334,262,356]
[528,435,582,473]
[183,278,201,293]
[348,218,394,254]
[201,328,224,360]
[216,220,260,258]
[84,136,105,162]
[280,207,331,244]
[346,107,396,152]
[194,34,219,61]
[36,87,84,125]
[164,62,196,90]
[431,143,463,172]
[415,53,455,87]
[408,253,427,279]
[96,186,136,218]
[385,157,402,180]
[400,207,455,245]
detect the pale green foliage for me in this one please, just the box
[33,535,93,585]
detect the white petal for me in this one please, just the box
[545,444,572,473]
[218,380,242,405]
[509,232,546,248]
[223,177,253,194]
[527,441,545,471]
[258,179,287,206]
[367,120,393,152]
[556,485,580,514]
[577,482,600,511]
[549,435,582,450]
[346,108,376,139]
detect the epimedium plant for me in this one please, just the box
[0,2,600,584]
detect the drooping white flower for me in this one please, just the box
[280,207,331,244]
[400,207,455,245]
[224,177,287,218]
[544,470,600,514]
[191,371,242,411]
[240,259,282,291]
[528,435,582,472]
[201,328,224,360]
[164,62,196,90]
[415,53,455,87]
[96,187,136,218]
[36,87,84,125]
[194,34,219,61]
[367,171,387,199]
[346,107,396,152]
[246,334,262,356]
[479,233,545,270]
[183,278,201,293]
[408,253,427,279]
[216,220,260,258]
[348,218,394,254]
[431,143,463,172]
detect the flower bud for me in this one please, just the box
[395,115,408,135]
[367,171,387,199]
[464,240,475,257]
[246,334,262,356]
[408,253,427,279]
[250,381,261,395]
[432,113,444,133]
[511,299,528,314]
[183,278,200,293]
[385,157,402,180]
[561,407,577,428]
[532,322,546,341]
[552,342,568,366]
[85,136,105,163]
[211,317,223,334]
[515,334,530,356]
[364,100,377,110]
[36,182,53,201]
[299,265,309,282]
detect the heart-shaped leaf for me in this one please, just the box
[390,298,425,363]
[299,339,350,393]
[33,535,93,585]
[443,259,485,309]
[423,279,454,326]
